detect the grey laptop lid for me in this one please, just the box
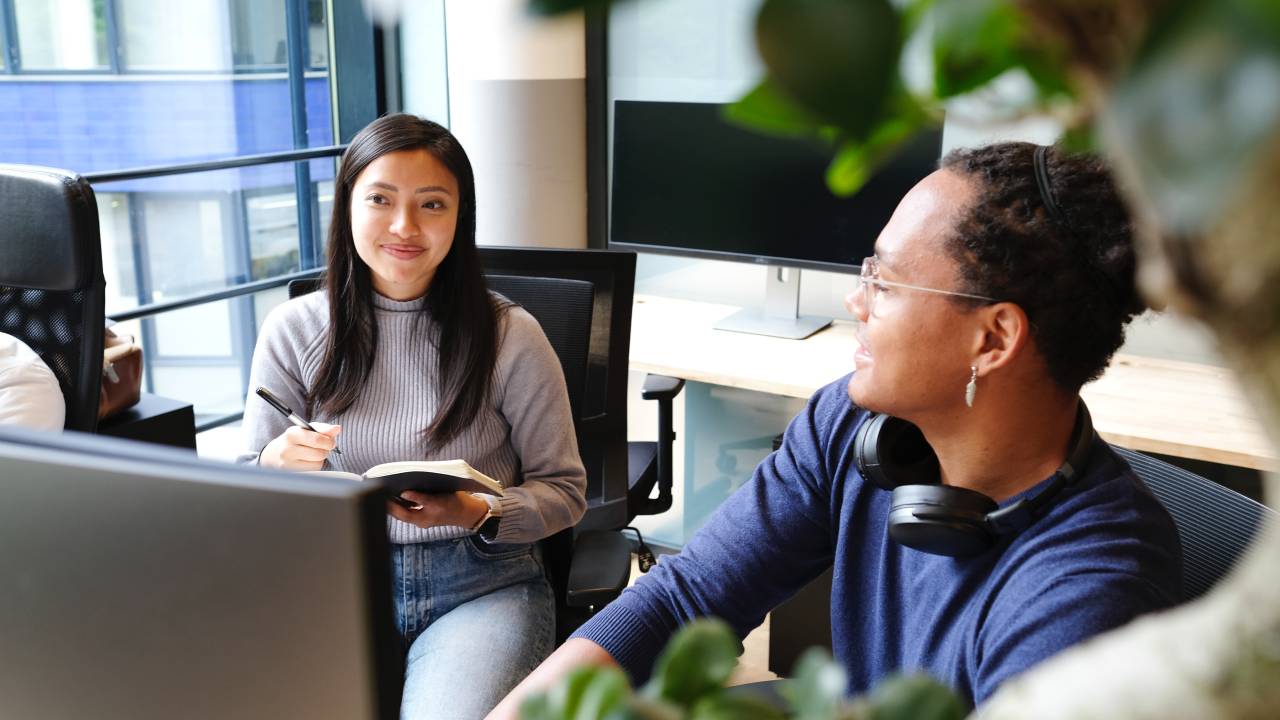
[0,428,400,720]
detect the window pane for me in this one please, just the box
[230,0,287,69]
[246,189,302,279]
[95,157,335,316]
[14,0,109,70]
[0,4,334,173]
[118,0,232,71]
[97,192,140,312]
[308,0,328,68]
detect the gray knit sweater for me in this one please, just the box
[238,290,587,545]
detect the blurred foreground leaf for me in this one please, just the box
[782,648,848,720]
[756,0,902,138]
[520,665,631,720]
[641,619,742,709]
[826,87,928,195]
[725,78,829,139]
[861,674,967,720]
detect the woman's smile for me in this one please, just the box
[381,242,427,260]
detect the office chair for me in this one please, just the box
[1113,447,1273,601]
[766,447,1278,676]
[0,165,105,432]
[475,247,685,529]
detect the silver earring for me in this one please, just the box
[965,366,977,408]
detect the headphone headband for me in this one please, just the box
[1034,145,1068,226]
[854,401,1098,557]
[985,403,1096,534]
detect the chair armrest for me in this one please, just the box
[641,373,685,401]
[635,374,684,517]
[565,530,634,609]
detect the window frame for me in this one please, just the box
[0,0,332,75]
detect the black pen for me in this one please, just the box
[255,386,343,455]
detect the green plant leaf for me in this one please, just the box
[724,78,828,139]
[781,648,849,720]
[930,0,1023,98]
[520,665,632,720]
[640,619,742,708]
[690,690,788,720]
[755,0,903,138]
[1059,122,1097,154]
[825,90,927,196]
[863,674,966,720]
[896,0,937,34]
[607,696,684,720]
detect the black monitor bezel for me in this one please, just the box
[607,99,943,275]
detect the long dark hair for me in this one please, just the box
[308,113,506,447]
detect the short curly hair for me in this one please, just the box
[940,142,1146,392]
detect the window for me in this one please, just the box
[12,0,109,70]
[1,0,385,437]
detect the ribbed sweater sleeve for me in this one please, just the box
[572,382,840,681]
[237,290,586,546]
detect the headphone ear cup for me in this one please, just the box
[855,414,939,491]
[888,484,998,557]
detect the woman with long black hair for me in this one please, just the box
[239,113,586,719]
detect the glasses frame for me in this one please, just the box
[854,256,998,316]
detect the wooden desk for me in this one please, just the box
[630,294,1276,472]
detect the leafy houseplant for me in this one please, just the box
[519,619,966,720]
[526,1,1280,718]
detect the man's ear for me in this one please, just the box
[970,302,1030,375]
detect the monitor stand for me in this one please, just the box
[714,265,832,340]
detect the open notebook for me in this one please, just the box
[310,459,504,496]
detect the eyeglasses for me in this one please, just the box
[852,256,998,317]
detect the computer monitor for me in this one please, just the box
[610,99,943,338]
[0,428,401,720]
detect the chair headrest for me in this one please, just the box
[0,164,103,292]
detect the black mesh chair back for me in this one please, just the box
[1115,447,1274,601]
[485,275,593,422]
[477,247,638,531]
[0,165,105,431]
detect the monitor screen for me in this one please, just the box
[0,428,401,720]
[610,100,943,272]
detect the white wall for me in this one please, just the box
[400,0,588,249]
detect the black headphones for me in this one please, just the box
[853,403,1097,557]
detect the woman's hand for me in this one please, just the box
[387,490,490,529]
[258,422,341,471]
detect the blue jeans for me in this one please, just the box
[392,535,554,720]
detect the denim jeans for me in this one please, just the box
[392,535,554,720]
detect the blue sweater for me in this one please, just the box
[575,376,1182,706]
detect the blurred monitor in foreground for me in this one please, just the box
[0,428,400,720]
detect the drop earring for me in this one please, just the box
[965,366,977,408]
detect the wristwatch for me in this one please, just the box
[469,494,502,534]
